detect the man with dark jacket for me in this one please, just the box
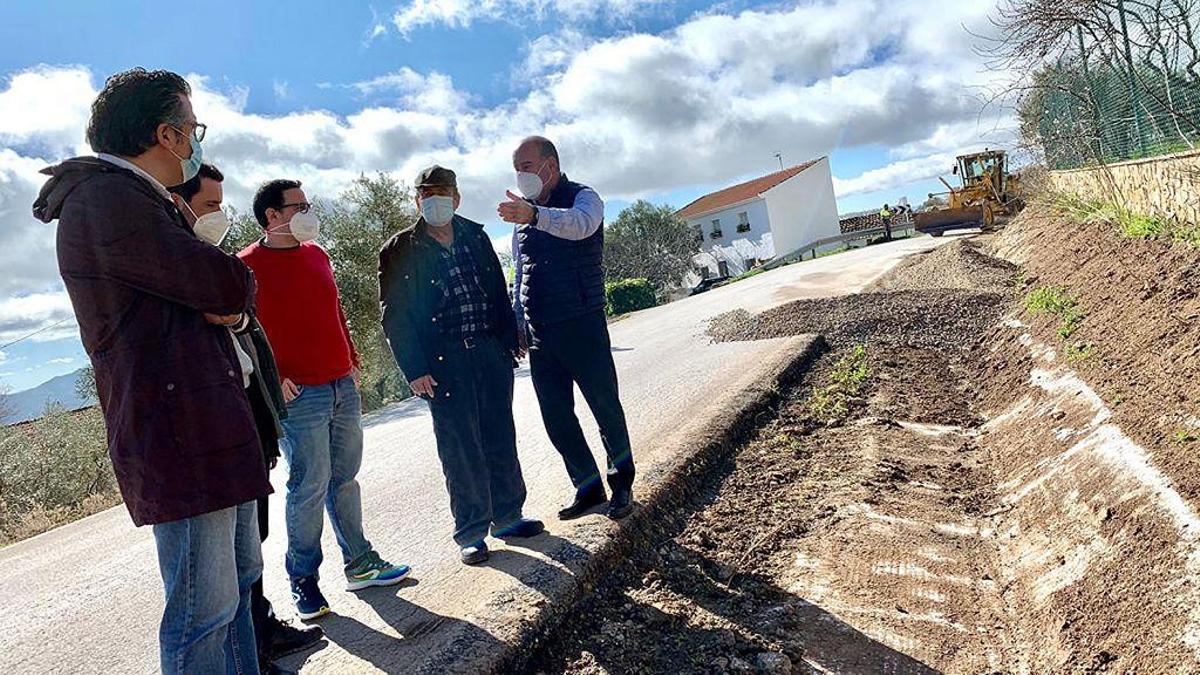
[32,68,269,675]
[380,165,543,565]
[169,163,324,671]
[498,136,635,521]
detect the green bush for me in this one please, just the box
[606,278,657,316]
[0,404,119,544]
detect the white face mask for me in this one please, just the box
[193,210,231,246]
[420,195,455,227]
[271,210,320,242]
[516,171,543,200]
[516,157,551,200]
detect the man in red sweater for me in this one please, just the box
[239,179,409,621]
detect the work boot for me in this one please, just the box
[558,486,608,520]
[607,487,634,520]
[268,617,325,659]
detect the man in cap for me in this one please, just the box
[379,165,543,565]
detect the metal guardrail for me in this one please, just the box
[761,222,916,271]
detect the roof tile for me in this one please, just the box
[676,159,821,220]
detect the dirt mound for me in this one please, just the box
[984,203,1200,504]
[865,238,1019,293]
[707,290,1006,350]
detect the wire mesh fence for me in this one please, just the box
[1024,2,1200,170]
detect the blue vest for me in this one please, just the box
[517,177,606,326]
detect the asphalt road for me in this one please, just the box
[1,235,951,674]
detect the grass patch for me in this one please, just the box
[1025,285,1085,339]
[1050,192,1181,245]
[1172,429,1200,444]
[807,345,869,423]
[1121,212,1166,239]
[727,267,767,284]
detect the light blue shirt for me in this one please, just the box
[511,184,605,328]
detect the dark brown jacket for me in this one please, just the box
[33,157,272,525]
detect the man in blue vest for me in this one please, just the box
[498,136,635,521]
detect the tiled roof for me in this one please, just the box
[676,159,822,220]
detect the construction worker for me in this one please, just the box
[879,203,894,241]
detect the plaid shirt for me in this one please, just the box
[434,236,491,340]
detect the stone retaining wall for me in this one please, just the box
[1049,149,1200,225]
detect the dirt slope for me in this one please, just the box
[986,205,1200,507]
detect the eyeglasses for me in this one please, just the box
[170,122,207,143]
[278,202,312,214]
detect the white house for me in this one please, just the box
[678,157,840,279]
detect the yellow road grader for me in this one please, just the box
[915,149,1023,237]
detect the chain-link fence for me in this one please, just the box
[1022,2,1200,170]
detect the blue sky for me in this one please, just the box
[0,0,1015,393]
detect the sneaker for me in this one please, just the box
[268,616,324,659]
[344,550,411,591]
[460,541,490,565]
[290,576,330,621]
[491,517,545,539]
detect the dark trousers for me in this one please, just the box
[528,310,635,495]
[427,335,528,546]
[245,383,276,661]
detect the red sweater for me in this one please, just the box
[238,241,359,386]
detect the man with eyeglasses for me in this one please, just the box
[34,68,268,674]
[238,180,411,622]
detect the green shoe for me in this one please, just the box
[345,551,411,591]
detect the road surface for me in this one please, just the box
[2,235,952,674]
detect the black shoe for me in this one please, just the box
[461,541,490,565]
[558,487,608,520]
[268,616,325,659]
[607,488,634,520]
[492,517,545,539]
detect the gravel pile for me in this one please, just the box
[709,237,1016,349]
[865,238,1018,293]
[707,289,1007,349]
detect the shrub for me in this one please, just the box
[0,404,118,543]
[606,278,657,316]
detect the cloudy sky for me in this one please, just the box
[0,0,1015,392]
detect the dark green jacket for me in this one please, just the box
[378,215,519,382]
[234,313,287,461]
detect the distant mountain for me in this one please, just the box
[1,369,91,425]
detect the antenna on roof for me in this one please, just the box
[773,152,783,171]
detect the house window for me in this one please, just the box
[693,225,704,243]
[710,219,723,238]
[717,260,730,277]
[737,212,750,233]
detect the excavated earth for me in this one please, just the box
[524,223,1200,674]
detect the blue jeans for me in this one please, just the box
[153,500,261,675]
[280,374,371,580]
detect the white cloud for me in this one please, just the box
[272,79,290,100]
[47,357,74,365]
[0,0,1015,343]
[391,0,670,35]
[833,153,959,198]
[0,291,78,345]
